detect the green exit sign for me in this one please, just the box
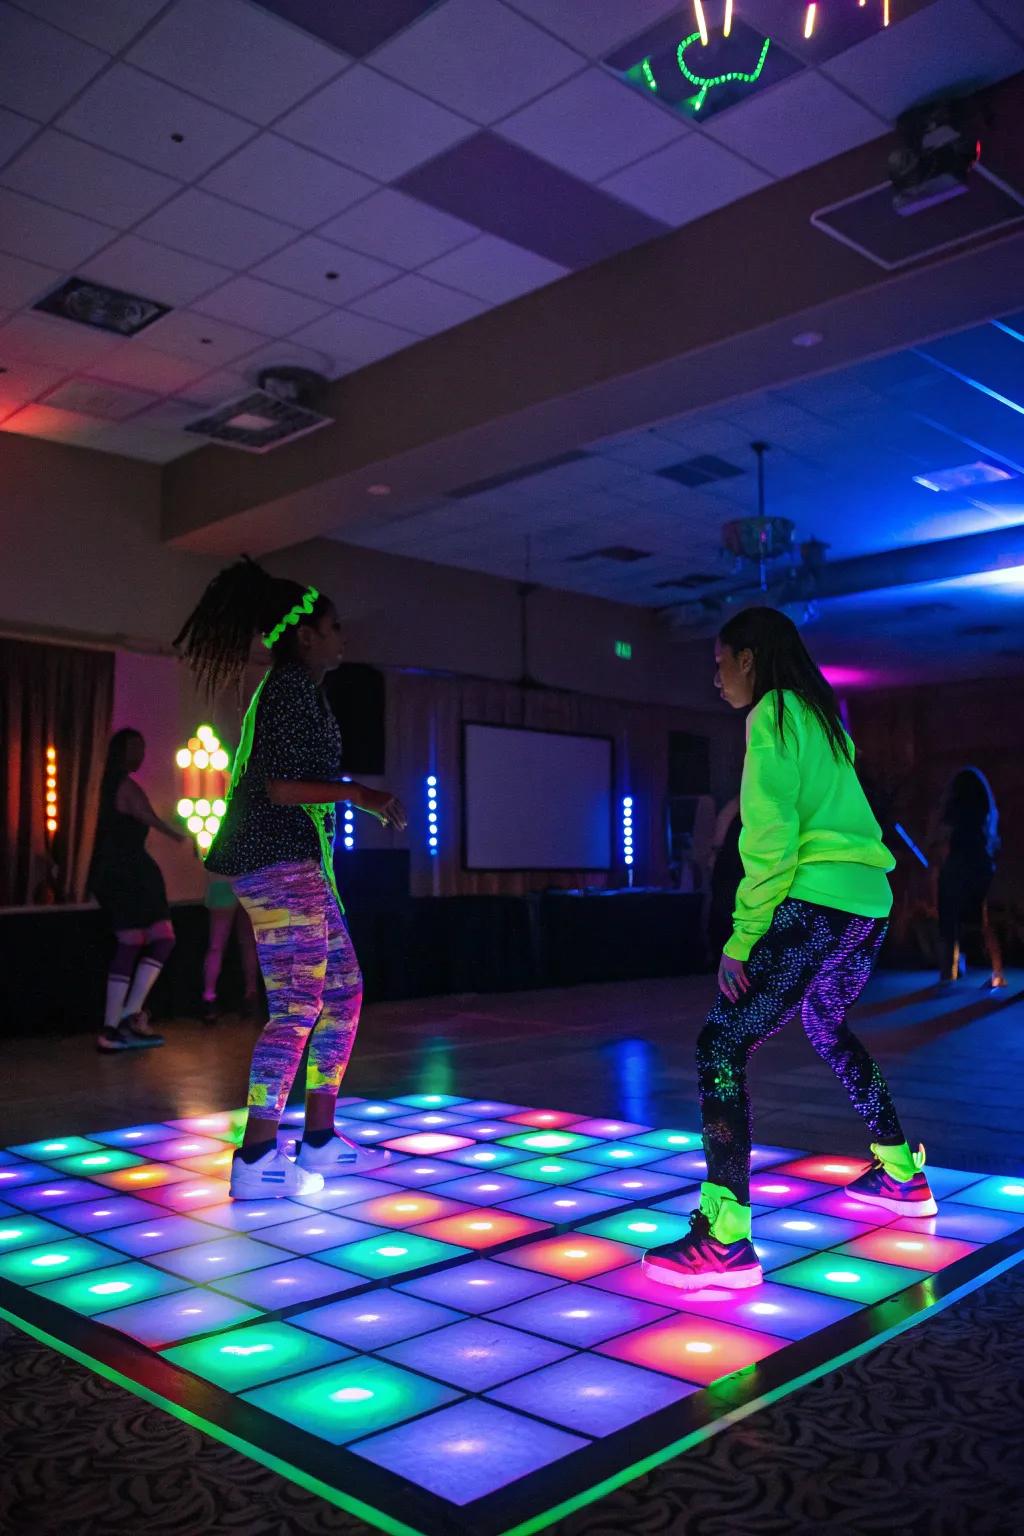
[614,641,632,660]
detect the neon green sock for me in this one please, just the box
[699,1180,752,1244]
[871,1141,923,1183]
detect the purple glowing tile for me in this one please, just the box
[134,1134,227,1163]
[86,1124,180,1148]
[750,1173,833,1206]
[45,1195,165,1233]
[293,1289,464,1350]
[397,1257,562,1313]
[100,1215,224,1257]
[451,1101,529,1119]
[577,1168,690,1200]
[432,1144,533,1171]
[647,1150,708,1178]
[387,1111,478,1132]
[323,1121,394,1147]
[194,1197,316,1231]
[340,1100,407,1122]
[210,1256,364,1307]
[650,1191,768,1220]
[381,1316,572,1391]
[799,1190,901,1225]
[752,1208,874,1249]
[291,1173,403,1209]
[750,1144,806,1168]
[350,1160,454,1189]
[488,1282,671,1346]
[253,1213,387,1253]
[568,1118,652,1140]
[427,1174,546,1207]
[500,1188,629,1225]
[0,1161,57,1191]
[487,1352,695,1437]
[587,1260,698,1309]
[352,1398,586,1505]
[447,1121,527,1141]
[752,1237,815,1273]
[151,1235,292,1281]
[97,1287,261,1346]
[671,1278,862,1338]
[891,1207,1024,1243]
[5,1177,102,1211]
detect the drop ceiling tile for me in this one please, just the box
[1,132,182,228]
[81,419,197,462]
[80,235,232,307]
[0,358,68,418]
[349,273,490,335]
[141,310,268,367]
[822,0,1024,122]
[977,0,1024,41]
[193,276,330,337]
[702,71,886,177]
[497,67,686,182]
[58,65,253,179]
[601,135,769,226]
[126,0,345,125]
[136,190,296,268]
[41,377,160,420]
[502,0,680,57]
[12,0,167,53]
[318,190,478,269]
[176,368,252,406]
[290,308,419,367]
[419,234,566,302]
[201,135,376,228]
[0,187,114,269]
[2,401,113,446]
[0,311,125,369]
[0,3,107,121]
[90,342,213,393]
[372,0,583,125]
[134,397,208,431]
[278,65,474,181]
[0,250,62,309]
[253,235,400,304]
[0,108,39,169]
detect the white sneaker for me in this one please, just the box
[229,1146,325,1200]
[295,1133,392,1176]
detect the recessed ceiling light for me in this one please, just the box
[791,331,824,347]
[913,461,1014,492]
[367,484,391,496]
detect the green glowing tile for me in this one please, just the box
[32,1260,188,1313]
[322,1232,469,1279]
[51,1149,146,1176]
[510,1157,598,1186]
[579,1208,693,1247]
[8,1137,107,1162]
[243,1356,459,1445]
[773,1252,928,1304]
[164,1322,351,1390]
[0,1215,70,1252]
[0,1235,117,1284]
[498,1131,598,1155]
[629,1129,702,1152]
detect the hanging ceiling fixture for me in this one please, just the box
[720,442,797,592]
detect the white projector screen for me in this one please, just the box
[462,723,613,871]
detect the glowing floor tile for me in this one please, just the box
[4,1177,103,1211]
[496,1234,636,1281]
[132,1134,226,1162]
[577,1168,690,1200]
[392,1094,470,1110]
[752,1209,875,1249]
[89,1163,193,1193]
[43,1194,163,1233]
[0,1161,57,1190]
[498,1130,599,1155]
[341,1101,407,1122]
[97,1288,261,1347]
[351,1398,586,1506]
[166,1111,246,1141]
[597,1312,784,1383]
[835,1229,980,1271]
[100,1214,225,1257]
[749,1145,806,1169]
[586,1260,699,1309]
[488,1352,695,1436]
[503,1156,599,1186]
[503,1110,586,1130]
[752,1237,815,1273]
[253,1212,388,1254]
[397,1257,561,1313]
[141,1178,232,1212]
[388,1111,478,1132]
[773,1252,927,1304]
[428,1173,546,1207]
[294,1289,464,1350]
[914,1166,991,1199]
[488,1282,672,1347]
[195,1197,315,1231]
[578,1208,693,1248]
[32,1260,187,1314]
[891,1207,1024,1243]
[381,1133,475,1157]
[630,1128,701,1152]
[339,1192,472,1229]
[799,1190,901,1225]
[150,1235,291,1282]
[769,1155,871,1186]
[243,1357,459,1446]
[0,1236,116,1284]
[411,1210,550,1251]
[569,1142,667,1169]
[166,1321,351,1389]
[87,1124,179,1148]
[210,1257,364,1307]
[749,1173,833,1207]
[9,1137,107,1162]
[51,1149,146,1177]
[329,1121,399,1146]
[669,1279,861,1339]
[449,1121,528,1141]
[319,1232,469,1279]
[949,1175,1024,1214]
[500,1188,629,1225]
[382,1317,571,1390]
[649,1191,768,1221]
[645,1151,709,1177]
[450,1100,529,1119]
[351,1160,455,1189]
[433,1144,533,1171]
[0,1215,78,1253]
[291,1173,405,1209]
[174,1150,236,1178]
[568,1118,651,1140]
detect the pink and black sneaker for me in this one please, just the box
[845,1143,937,1217]
[641,1210,763,1292]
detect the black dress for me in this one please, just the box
[89,776,171,930]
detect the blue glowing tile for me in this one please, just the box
[568,1141,667,1169]
[340,1100,408,1122]
[100,1214,225,1256]
[749,1144,806,1169]
[0,1202,14,1218]
[167,1321,352,1391]
[752,1208,874,1249]
[293,1289,464,1350]
[752,1236,815,1273]
[244,1357,460,1445]
[671,1278,862,1339]
[0,1215,74,1253]
[322,1120,395,1147]
[391,1094,470,1110]
[448,1121,528,1141]
[949,1175,1024,1215]
[290,1174,402,1210]
[97,1287,261,1347]
[397,1257,562,1313]
[450,1100,529,1119]
[427,1173,546,1207]
[86,1124,179,1148]
[45,1195,166,1233]
[254,1212,387,1253]
[432,1144,533,1171]
[569,1118,652,1140]
[0,1153,19,1166]
[577,1168,690,1200]
[650,1191,768,1220]
[646,1150,709,1177]
[9,1137,108,1162]
[487,1282,671,1346]
[193,1196,318,1230]
[0,1160,58,1191]
[891,1207,1024,1243]
[351,1398,586,1505]
[381,1316,572,1391]
[352,1160,455,1189]
[487,1352,695,1437]
[5,1177,106,1211]
[210,1256,364,1307]
[151,1235,294,1282]
[910,1165,986,1200]
[387,1111,478,1132]
[500,1188,629,1225]
[750,1173,834,1206]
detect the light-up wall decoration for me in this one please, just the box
[44,745,58,839]
[622,796,634,869]
[426,775,439,858]
[342,782,355,852]
[175,725,230,853]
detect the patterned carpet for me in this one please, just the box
[3,1262,1022,1536]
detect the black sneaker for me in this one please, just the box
[641,1210,763,1291]
[97,1022,162,1052]
[201,1000,220,1025]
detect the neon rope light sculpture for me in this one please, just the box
[676,30,771,112]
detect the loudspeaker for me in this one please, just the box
[323,664,386,775]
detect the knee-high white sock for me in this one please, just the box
[122,958,165,1018]
[104,973,132,1031]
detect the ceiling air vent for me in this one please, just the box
[185,390,331,453]
[657,455,744,487]
[449,451,592,499]
[35,277,169,336]
[654,572,720,589]
[567,546,651,563]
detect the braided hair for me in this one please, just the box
[718,606,852,763]
[173,556,331,697]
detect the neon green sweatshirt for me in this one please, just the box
[724,690,894,963]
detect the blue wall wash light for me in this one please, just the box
[622,796,634,869]
[426,775,439,857]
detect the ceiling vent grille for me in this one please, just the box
[654,572,720,589]
[449,451,592,499]
[657,454,744,487]
[185,390,331,453]
[567,546,651,563]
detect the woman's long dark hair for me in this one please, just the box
[173,556,331,696]
[718,606,851,762]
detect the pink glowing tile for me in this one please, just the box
[496,1234,635,1281]
[799,1190,901,1225]
[47,1195,166,1233]
[133,1134,226,1162]
[96,1287,261,1347]
[340,1193,472,1229]
[596,1312,784,1383]
[100,1215,224,1256]
[151,1235,292,1281]
[166,1112,246,1141]
[381,1133,475,1156]
[834,1229,979,1271]
[503,1110,587,1130]
[5,1178,110,1211]
[587,1260,698,1309]
[749,1174,833,1206]
[410,1210,550,1251]
[567,1118,652,1140]
[142,1178,232,1212]
[891,1207,1024,1243]
[768,1155,871,1186]
[89,1162,194,1192]
[209,1256,364,1307]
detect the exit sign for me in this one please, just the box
[614,641,632,660]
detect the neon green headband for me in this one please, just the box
[262,586,319,649]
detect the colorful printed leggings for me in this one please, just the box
[699,899,903,1204]
[233,860,363,1120]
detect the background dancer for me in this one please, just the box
[201,874,261,1024]
[175,559,407,1199]
[643,608,936,1292]
[934,766,1005,989]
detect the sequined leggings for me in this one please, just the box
[232,860,363,1120]
[699,899,903,1203]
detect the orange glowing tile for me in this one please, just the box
[381,1134,474,1156]
[596,1313,783,1384]
[89,1163,193,1191]
[409,1210,550,1250]
[341,1194,472,1229]
[503,1110,585,1130]
[496,1234,635,1280]
[767,1155,870,1186]
[834,1228,979,1271]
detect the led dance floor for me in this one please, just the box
[2,1097,1023,1536]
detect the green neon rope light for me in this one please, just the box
[641,57,658,92]
[262,585,319,649]
[676,31,771,112]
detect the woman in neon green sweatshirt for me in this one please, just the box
[644,608,936,1293]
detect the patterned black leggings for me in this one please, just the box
[699,899,904,1204]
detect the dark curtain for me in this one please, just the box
[0,638,114,905]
